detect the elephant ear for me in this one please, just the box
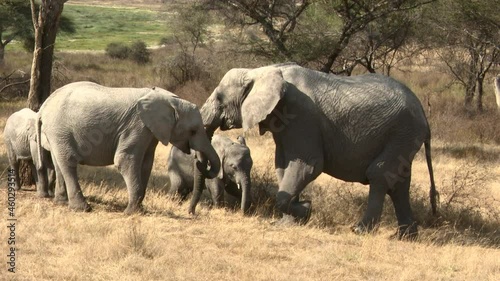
[136,90,178,146]
[241,67,286,131]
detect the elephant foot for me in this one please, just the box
[351,221,378,235]
[272,201,312,227]
[124,204,145,215]
[69,200,92,212]
[37,191,53,199]
[288,200,312,225]
[271,214,297,226]
[54,196,69,205]
[390,224,418,241]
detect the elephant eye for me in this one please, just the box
[216,93,222,101]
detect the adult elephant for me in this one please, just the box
[197,63,438,239]
[3,108,55,197]
[37,81,220,214]
[167,135,253,214]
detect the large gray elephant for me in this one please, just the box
[197,63,438,239]
[3,108,55,197]
[167,135,253,214]
[37,81,220,214]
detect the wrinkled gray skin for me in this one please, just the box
[37,81,220,214]
[3,108,55,197]
[198,63,438,239]
[167,135,253,214]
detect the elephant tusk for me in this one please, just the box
[237,183,241,190]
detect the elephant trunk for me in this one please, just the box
[189,158,205,215]
[239,175,252,215]
[188,129,219,214]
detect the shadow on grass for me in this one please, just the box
[278,180,500,248]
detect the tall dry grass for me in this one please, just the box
[1,47,499,279]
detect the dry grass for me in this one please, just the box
[1,100,499,280]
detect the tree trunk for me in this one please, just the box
[464,82,476,112]
[27,0,67,111]
[494,76,500,112]
[0,44,5,65]
[476,75,484,112]
[22,0,67,186]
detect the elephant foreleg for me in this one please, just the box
[117,153,146,215]
[206,179,224,208]
[275,160,321,225]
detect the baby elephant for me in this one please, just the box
[167,135,253,214]
[3,108,55,197]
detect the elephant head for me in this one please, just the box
[214,135,253,214]
[201,66,286,133]
[137,89,220,179]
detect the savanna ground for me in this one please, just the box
[1,1,500,280]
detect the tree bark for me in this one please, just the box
[27,0,67,111]
[21,0,67,187]
[0,44,5,65]
[495,76,500,112]
[476,75,484,112]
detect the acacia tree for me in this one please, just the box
[164,1,212,86]
[0,0,32,64]
[429,0,499,112]
[27,0,68,111]
[209,0,434,73]
[0,0,73,65]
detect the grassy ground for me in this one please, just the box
[0,100,499,280]
[1,1,499,279]
[6,2,168,52]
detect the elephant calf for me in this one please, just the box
[167,135,253,214]
[3,108,55,197]
[37,81,220,214]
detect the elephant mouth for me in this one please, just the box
[172,140,191,154]
[219,117,238,131]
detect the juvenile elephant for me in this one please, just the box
[167,135,253,214]
[3,108,55,197]
[197,63,438,239]
[37,81,220,214]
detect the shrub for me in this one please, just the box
[130,40,151,64]
[105,42,131,60]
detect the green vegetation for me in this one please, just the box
[55,4,168,50]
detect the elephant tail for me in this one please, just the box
[424,138,439,215]
[36,115,43,169]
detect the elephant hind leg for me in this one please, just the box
[57,163,91,212]
[355,141,418,237]
[6,147,21,190]
[387,177,417,240]
[352,179,388,234]
[12,160,21,191]
[52,153,68,205]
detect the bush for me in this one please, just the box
[105,42,131,60]
[130,40,151,64]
